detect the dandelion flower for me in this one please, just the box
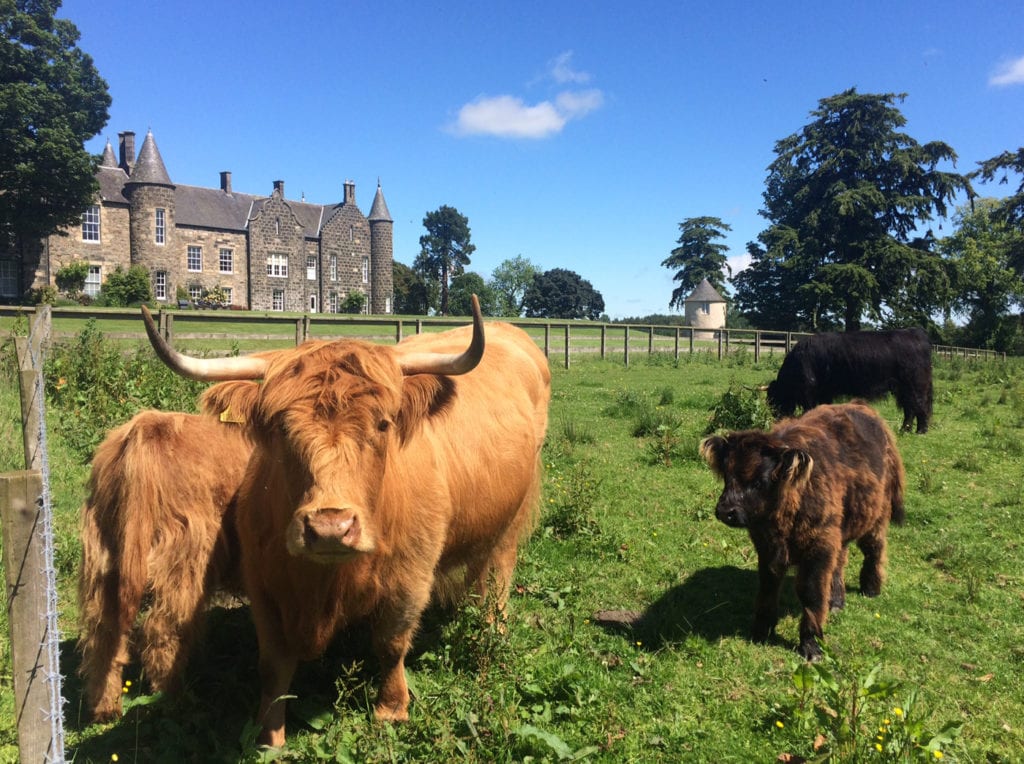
[893,707,904,717]
[111,756,119,762]
[775,720,784,729]
[933,752,943,760]
[875,743,883,752]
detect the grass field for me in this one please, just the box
[1,326,1022,763]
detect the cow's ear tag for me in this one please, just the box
[219,406,245,424]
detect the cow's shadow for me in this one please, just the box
[593,565,802,653]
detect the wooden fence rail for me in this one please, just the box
[0,305,1008,366]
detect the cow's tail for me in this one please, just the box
[886,435,906,526]
[115,421,157,636]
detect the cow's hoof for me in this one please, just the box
[797,641,823,662]
[374,704,409,723]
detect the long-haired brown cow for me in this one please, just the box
[141,296,550,746]
[700,402,905,661]
[77,399,253,722]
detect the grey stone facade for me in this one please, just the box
[25,129,393,313]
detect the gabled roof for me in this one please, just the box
[684,278,726,303]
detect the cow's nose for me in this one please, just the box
[303,508,361,548]
[716,506,741,527]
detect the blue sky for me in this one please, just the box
[60,0,1024,318]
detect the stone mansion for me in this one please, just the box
[17,130,394,313]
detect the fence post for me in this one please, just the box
[647,326,654,357]
[2,471,53,764]
[754,331,761,363]
[624,326,630,367]
[544,325,551,359]
[674,327,680,360]
[717,331,723,360]
[600,325,607,360]
[395,320,402,344]
[688,327,694,354]
[564,325,570,369]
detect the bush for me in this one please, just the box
[55,260,90,298]
[705,384,775,434]
[96,265,153,307]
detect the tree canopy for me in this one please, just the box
[523,268,605,320]
[661,216,732,309]
[448,271,500,316]
[490,255,539,317]
[0,0,111,249]
[392,261,431,314]
[973,148,1024,226]
[732,88,969,331]
[414,205,475,315]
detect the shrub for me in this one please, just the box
[96,265,153,307]
[55,260,90,298]
[705,384,775,434]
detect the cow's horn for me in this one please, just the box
[398,294,485,376]
[140,305,270,381]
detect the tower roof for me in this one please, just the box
[127,130,173,186]
[100,140,118,168]
[684,278,726,303]
[368,181,392,223]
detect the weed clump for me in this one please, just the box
[705,384,775,435]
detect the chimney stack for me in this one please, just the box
[220,171,232,194]
[344,180,355,205]
[273,179,285,198]
[118,131,136,173]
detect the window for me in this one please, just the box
[222,286,232,305]
[274,218,280,235]
[188,285,202,301]
[309,295,317,312]
[0,261,17,297]
[701,301,711,315]
[349,225,354,242]
[154,271,167,300]
[361,256,369,283]
[84,265,101,297]
[384,297,391,314]
[187,245,202,272]
[267,253,288,278]
[272,289,284,311]
[155,208,165,244]
[219,248,233,274]
[306,255,316,280]
[82,206,100,242]
[328,292,338,313]
[329,254,337,281]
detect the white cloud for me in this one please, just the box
[989,54,1024,86]
[451,96,566,139]
[549,51,590,84]
[449,52,604,140]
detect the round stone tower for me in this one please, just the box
[368,181,394,314]
[123,130,175,279]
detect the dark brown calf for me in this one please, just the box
[700,402,905,660]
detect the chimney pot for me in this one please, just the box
[220,171,232,194]
[118,131,136,173]
[344,180,355,204]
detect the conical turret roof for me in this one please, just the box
[684,278,726,303]
[127,130,173,186]
[368,181,392,222]
[100,139,118,168]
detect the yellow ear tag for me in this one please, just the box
[219,406,245,424]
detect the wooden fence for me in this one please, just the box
[0,305,1008,367]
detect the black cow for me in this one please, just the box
[766,328,933,433]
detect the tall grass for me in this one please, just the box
[1,329,1023,762]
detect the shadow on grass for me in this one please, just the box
[593,565,802,653]
[62,600,463,763]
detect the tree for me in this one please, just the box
[973,148,1024,225]
[735,89,969,331]
[661,216,732,309]
[448,272,499,316]
[414,205,475,315]
[938,199,1024,351]
[1,0,111,251]
[523,268,605,320]
[392,261,431,314]
[489,255,540,316]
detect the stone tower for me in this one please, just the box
[123,131,175,280]
[368,182,394,314]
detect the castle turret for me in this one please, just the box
[368,181,393,314]
[123,130,176,288]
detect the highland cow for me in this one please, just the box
[142,296,551,746]
[766,328,933,433]
[77,402,253,721]
[700,402,905,660]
